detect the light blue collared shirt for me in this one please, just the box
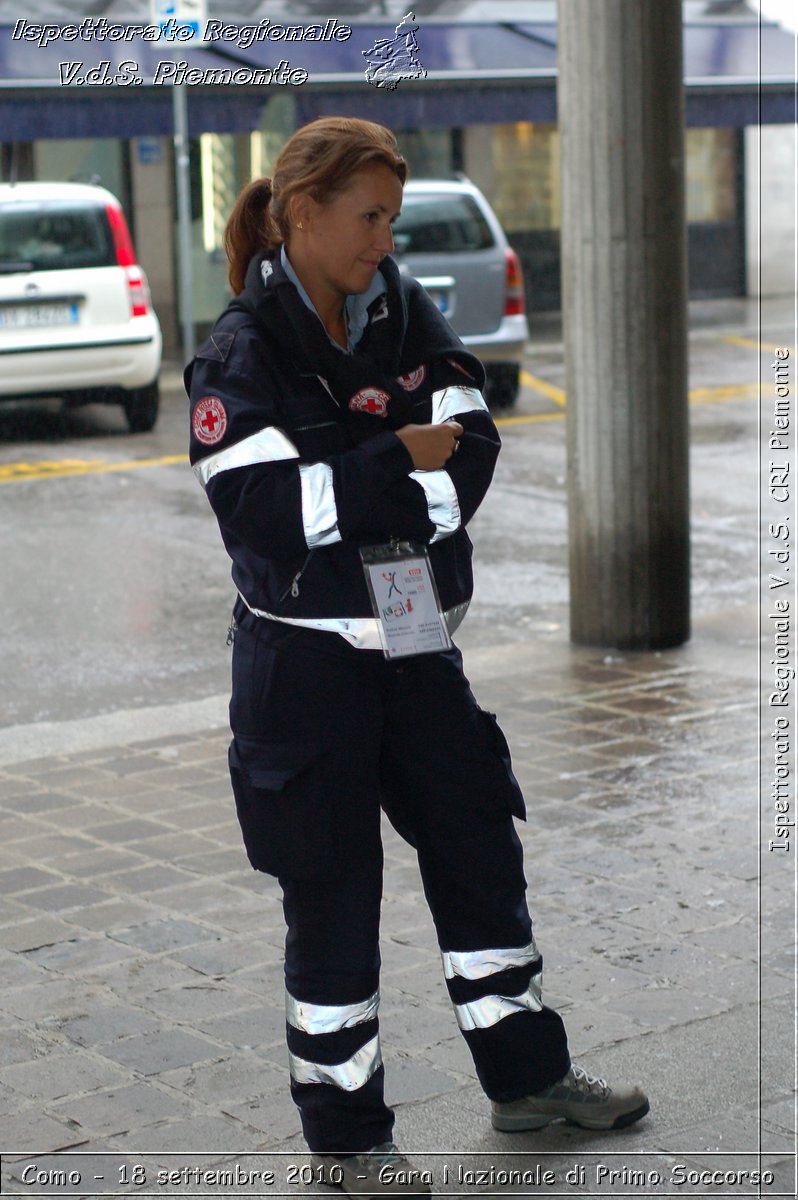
[280,245,386,354]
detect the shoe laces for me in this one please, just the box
[569,1064,610,1097]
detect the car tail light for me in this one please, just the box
[105,201,151,317]
[504,248,525,317]
[125,267,152,318]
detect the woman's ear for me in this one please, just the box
[289,194,314,233]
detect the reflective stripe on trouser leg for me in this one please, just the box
[415,816,570,1102]
[443,939,543,1032]
[441,932,570,1102]
[288,1035,383,1090]
[280,864,394,1154]
[286,991,389,1153]
[286,988,383,1091]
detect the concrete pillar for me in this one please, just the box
[745,124,796,297]
[558,0,690,648]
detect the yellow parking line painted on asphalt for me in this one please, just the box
[689,383,760,405]
[0,453,186,485]
[494,411,566,427]
[721,335,795,353]
[499,380,761,426]
[520,369,566,406]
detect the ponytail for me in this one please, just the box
[224,178,279,295]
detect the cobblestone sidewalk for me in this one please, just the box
[1,607,794,1196]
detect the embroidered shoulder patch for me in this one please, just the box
[349,387,390,417]
[397,366,426,391]
[193,396,228,445]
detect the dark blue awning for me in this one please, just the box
[0,16,793,139]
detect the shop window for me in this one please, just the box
[490,122,561,232]
[33,139,127,201]
[685,127,737,223]
[189,95,296,325]
[396,129,457,178]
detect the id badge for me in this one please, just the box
[360,541,453,660]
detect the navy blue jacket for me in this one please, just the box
[185,252,502,628]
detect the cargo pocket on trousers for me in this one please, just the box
[478,709,527,822]
[228,736,342,881]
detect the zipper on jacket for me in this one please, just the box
[279,550,315,602]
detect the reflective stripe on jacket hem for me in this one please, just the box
[238,591,469,651]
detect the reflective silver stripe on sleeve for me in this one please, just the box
[193,425,300,489]
[442,938,540,981]
[431,386,488,423]
[298,462,341,548]
[288,1035,382,1091]
[286,990,379,1035]
[453,975,543,1032]
[410,468,461,543]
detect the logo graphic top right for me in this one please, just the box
[363,11,427,91]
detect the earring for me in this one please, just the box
[296,222,304,230]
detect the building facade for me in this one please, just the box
[1,1,793,350]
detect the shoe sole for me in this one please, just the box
[492,1098,650,1132]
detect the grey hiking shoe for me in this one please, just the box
[491,1064,649,1131]
[310,1142,432,1198]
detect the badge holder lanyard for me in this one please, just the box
[360,541,453,660]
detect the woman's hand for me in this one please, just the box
[395,421,463,471]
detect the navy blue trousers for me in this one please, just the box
[229,616,570,1153]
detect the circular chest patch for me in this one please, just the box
[397,366,426,391]
[193,396,228,445]
[349,387,390,417]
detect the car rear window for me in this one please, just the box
[0,202,115,273]
[393,194,495,254]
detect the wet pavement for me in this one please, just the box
[0,296,795,1197]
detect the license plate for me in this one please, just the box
[0,302,79,329]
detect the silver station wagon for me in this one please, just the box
[393,177,529,409]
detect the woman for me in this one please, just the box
[186,117,648,1197]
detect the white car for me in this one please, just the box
[393,177,529,408]
[0,181,162,432]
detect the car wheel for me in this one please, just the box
[483,363,520,410]
[123,381,160,433]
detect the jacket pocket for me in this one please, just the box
[229,736,342,881]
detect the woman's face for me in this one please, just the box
[290,163,404,304]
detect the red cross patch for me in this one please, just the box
[193,396,228,446]
[397,366,426,391]
[349,387,390,417]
